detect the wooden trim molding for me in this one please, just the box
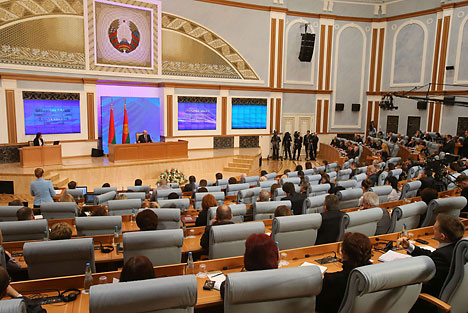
[275,98,281,131]
[0,73,97,85]
[366,101,373,135]
[269,98,274,133]
[221,97,227,135]
[432,18,443,91]
[318,25,326,90]
[269,18,277,88]
[5,90,17,144]
[276,19,284,89]
[167,95,173,137]
[367,90,468,96]
[87,93,95,140]
[325,25,333,91]
[373,101,380,129]
[316,100,322,133]
[433,102,442,132]
[368,29,378,92]
[375,28,385,92]
[323,99,329,134]
[428,102,434,132]
[437,16,451,91]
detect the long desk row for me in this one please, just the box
[9,219,468,313]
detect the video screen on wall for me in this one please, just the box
[23,91,81,135]
[178,97,217,130]
[231,98,267,129]
[100,96,161,154]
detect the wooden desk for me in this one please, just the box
[19,145,62,168]
[108,141,188,162]
[318,143,345,166]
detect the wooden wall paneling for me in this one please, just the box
[275,98,281,131]
[316,100,322,133]
[221,97,227,135]
[433,102,442,132]
[269,18,277,88]
[5,90,17,144]
[431,19,443,91]
[369,29,378,92]
[437,16,451,91]
[366,101,373,135]
[167,95,173,137]
[428,102,434,131]
[277,19,284,88]
[375,28,385,92]
[318,25,326,90]
[373,101,380,128]
[323,100,329,133]
[87,93,95,140]
[325,25,333,90]
[269,98,274,133]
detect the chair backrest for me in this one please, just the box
[89,275,197,313]
[337,169,352,181]
[24,238,95,279]
[157,198,190,211]
[337,188,364,210]
[389,168,403,180]
[339,207,383,240]
[107,199,141,216]
[264,172,277,180]
[154,188,182,201]
[0,299,26,313]
[272,214,322,250]
[377,171,388,186]
[224,266,322,313]
[209,222,265,259]
[252,201,291,220]
[147,209,180,230]
[123,229,183,266]
[237,187,261,204]
[400,180,422,200]
[369,185,393,203]
[303,169,314,175]
[336,180,357,190]
[119,192,146,201]
[207,204,247,225]
[352,173,367,188]
[273,185,300,201]
[326,162,338,173]
[75,216,122,236]
[0,245,6,268]
[242,176,260,187]
[94,191,117,205]
[216,178,229,189]
[308,184,330,197]
[168,182,180,189]
[0,219,48,242]
[286,171,298,178]
[226,183,250,196]
[194,192,225,210]
[439,237,468,313]
[314,166,325,173]
[407,166,422,179]
[356,166,368,174]
[420,196,467,227]
[328,171,337,183]
[302,194,329,214]
[338,256,436,313]
[126,185,151,193]
[305,174,321,185]
[388,201,427,233]
[280,177,301,186]
[40,202,78,219]
[93,187,117,195]
[258,180,277,190]
[0,206,22,221]
[66,189,83,199]
[197,186,222,193]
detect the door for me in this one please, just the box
[407,116,421,137]
[457,117,468,136]
[386,116,399,134]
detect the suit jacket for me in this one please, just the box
[375,207,391,235]
[281,192,306,215]
[33,138,44,146]
[442,140,455,154]
[463,137,468,157]
[316,266,353,313]
[137,134,152,143]
[30,178,56,206]
[200,221,234,250]
[418,177,435,192]
[461,187,468,213]
[195,209,208,227]
[316,210,345,245]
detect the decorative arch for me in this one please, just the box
[454,13,468,83]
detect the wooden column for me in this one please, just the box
[87,93,95,140]
[5,90,17,144]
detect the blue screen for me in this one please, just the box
[178,102,216,130]
[232,103,267,129]
[24,99,81,135]
[100,96,161,154]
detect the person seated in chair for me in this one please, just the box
[200,204,234,250]
[316,195,345,245]
[137,130,152,143]
[136,209,159,231]
[362,192,390,235]
[281,182,306,215]
[120,256,155,282]
[16,207,34,221]
[49,222,72,240]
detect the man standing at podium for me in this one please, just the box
[137,130,152,143]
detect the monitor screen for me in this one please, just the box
[231,98,267,129]
[76,186,87,195]
[178,97,217,130]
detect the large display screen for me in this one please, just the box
[231,98,267,129]
[178,97,217,130]
[23,92,81,135]
[100,96,161,154]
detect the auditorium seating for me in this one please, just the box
[338,207,383,240]
[252,201,291,220]
[216,178,229,189]
[241,176,259,187]
[400,181,422,200]
[40,202,78,219]
[420,197,467,227]
[153,188,182,201]
[314,166,325,173]
[0,299,26,313]
[207,204,247,225]
[119,192,146,201]
[157,198,190,211]
[194,192,224,210]
[209,222,265,259]
[198,186,222,193]
[126,185,151,193]
[286,171,298,177]
[0,206,22,221]
[89,275,197,313]
[389,168,403,180]
[108,199,141,216]
[94,191,117,205]
[65,188,84,199]
[0,219,48,242]
[226,183,250,196]
[337,256,435,313]
[258,180,277,191]
[75,216,122,236]
[308,184,330,197]
[280,177,301,186]
[388,201,427,233]
[264,172,277,180]
[24,237,95,279]
[150,209,181,230]
[376,171,388,186]
[302,194,329,214]
[123,229,183,266]
[271,214,321,250]
[224,267,322,313]
[336,169,352,181]
[303,169,314,175]
[326,162,338,173]
[167,182,180,189]
[273,185,300,201]
[407,166,423,179]
[328,171,337,183]
[352,173,367,187]
[305,174,321,185]
[237,187,261,204]
[93,187,117,195]
[337,188,363,210]
[369,185,393,203]
[0,246,6,268]
[336,180,357,190]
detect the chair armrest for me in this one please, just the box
[418,293,451,312]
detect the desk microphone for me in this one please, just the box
[374,238,395,252]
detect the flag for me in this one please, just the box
[108,104,116,145]
[122,103,130,144]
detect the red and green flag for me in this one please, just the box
[108,104,116,145]
[122,103,130,144]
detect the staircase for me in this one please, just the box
[223,155,259,176]
[45,172,69,189]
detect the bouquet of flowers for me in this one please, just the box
[159,168,187,184]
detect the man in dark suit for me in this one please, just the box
[281,182,306,215]
[417,168,435,195]
[200,204,234,250]
[137,130,152,143]
[316,195,345,245]
[310,132,319,161]
[442,135,455,154]
[462,130,468,158]
[303,130,311,160]
[397,214,465,312]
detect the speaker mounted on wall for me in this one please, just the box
[335,103,344,111]
[298,32,315,62]
[444,96,455,106]
[351,103,360,112]
[417,101,428,110]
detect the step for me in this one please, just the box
[56,178,70,188]
[45,173,60,183]
[235,155,257,160]
[227,163,250,169]
[223,166,251,172]
[232,158,252,164]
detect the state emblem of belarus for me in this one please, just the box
[108,19,140,53]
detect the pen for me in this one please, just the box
[211,272,223,278]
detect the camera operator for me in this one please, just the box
[292,131,302,161]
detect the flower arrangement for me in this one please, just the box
[159,168,187,184]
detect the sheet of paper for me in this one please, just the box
[300,262,328,274]
[378,250,412,262]
[418,245,436,252]
[207,271,226,290]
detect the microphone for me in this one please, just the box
[374,238,395,252]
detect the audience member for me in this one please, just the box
[0,230,21,277]
[200,204,233,250]
[115,194,128,200]
[167,192,179,199]
[281,182,306,215]
[305,162,312,170]
[385,176,401,202]
[49,222,72,240]
[274,205,293,217]
[157,179,170,190]
[420,187,438,205]
[316,195,345,245]
[270,183,280,200]
[0,266,21,301]
[300,181,310,196]
[295,165,303,172]
[102,183,111,187]
[260,170,267,177]
[215,172,223,181]
[8,199,23,206]
[149,202,160,208]
[91,206,108,216]
[199,179,208,188]
[320,173,336,194]
[120,256,155,283]
[30,167,56,208]
[183,176,197,192]
[228,177,237,184]
[258,190,270,202]
[67,181,77,189]
[134,179,142,186]
[136,209,159,231]
[362,192,390,235]
[316,232,372,313]
[195,194,218,227]
[60,192,75,202]
[417,169,435,194]
[16,207,34,221]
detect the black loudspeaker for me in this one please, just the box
[446,65,455,70]
[444,96,455,106]
[352,103,360,112]
[417,101,427,110]
[298,33,316,62]
[335,103,344,111]
[91,148,104,157]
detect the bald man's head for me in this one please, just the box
[216,204,232,222]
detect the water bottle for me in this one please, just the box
[186,252,194,275]
[275,241,280,257]
[43,230,49,241]
[402,223,408,237]
[113,226,120,251]
[131,208,137,223]
[83,263,93,293]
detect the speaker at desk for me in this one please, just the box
[351,103,360,112]
[298,33,315,62]
[91,148,104,157]
[335,103,344,111]
[417,101,427,110]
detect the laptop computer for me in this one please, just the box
[76,186,87,196]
